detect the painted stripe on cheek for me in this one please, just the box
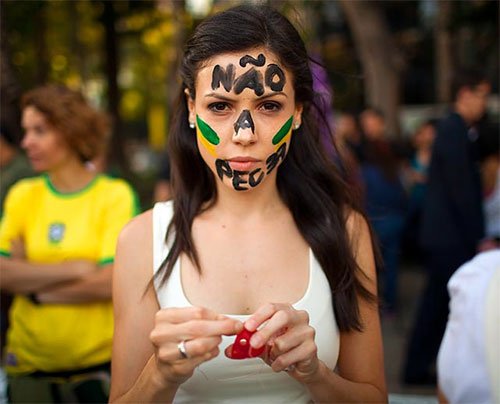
[196,115,220,145]
[197,127,217,157]
[272,116,294,148]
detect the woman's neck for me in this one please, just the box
[48,161,96,193]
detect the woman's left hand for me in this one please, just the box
[233,303,321,383]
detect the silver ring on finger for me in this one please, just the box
[177,340,189,359]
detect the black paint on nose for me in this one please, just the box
[234,110,255,134]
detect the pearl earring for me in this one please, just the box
[294,123,300,130]
[189,122,195,129]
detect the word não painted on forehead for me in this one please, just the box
[211,54,286,96]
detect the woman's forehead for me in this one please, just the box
[195,48,293,96]
[202,48,281,70]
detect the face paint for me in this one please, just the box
[216,159,232,181]
[214,143,287,191]
[215,160,250,191]
[232,171,248,191]
[211,64,236,92]
[234,110,255,135]
[248,167,265,187]
[211,63,285,96]
[266,143,287,175]
[234,68,265,96]
[201,51,297,192]
[265,64,286,92]
[271,116,294,150]
[239,54,266,68]
[196,115,220,157]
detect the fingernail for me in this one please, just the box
[250,334,262,348]
[235,322,243,332]
[245,319,259,331]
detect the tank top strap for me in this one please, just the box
[152,201,192,308]
[152,201,174,273]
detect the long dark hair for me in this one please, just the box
[158,5,376,332]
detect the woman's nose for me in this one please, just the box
[21,133,31,150]
[232,110,257,145]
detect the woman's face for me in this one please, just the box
[21,106,76,173]
[187,47,302,192]
[415,124,435,150]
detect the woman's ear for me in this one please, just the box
[294,103,303,128]
[184,88,196,124]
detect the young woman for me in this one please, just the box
[111,5,387,403]
[0,85,138,402]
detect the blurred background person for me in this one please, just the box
[333,111,363,199]
[477,121,500,251]
[403,69,491,386]
[437,249,500,404]
[401,119,436,260]
[0,85,138,403]
[359,107,408,315]
[0,123,34,219]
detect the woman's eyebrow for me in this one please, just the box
[204,93,235,101]
[203,92,288,100]
[258,92,288,99]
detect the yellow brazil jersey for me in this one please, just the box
[0,174,139,375]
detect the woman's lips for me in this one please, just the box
[228,157,260,171]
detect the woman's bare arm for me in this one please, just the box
[305,212,387,402]
[109,210,174,402]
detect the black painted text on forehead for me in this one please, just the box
[211,53,286,97]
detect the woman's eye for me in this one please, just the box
[34,126,46,135]
[208,102,230,112]
[260,102,281,112]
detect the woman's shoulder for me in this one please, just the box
[345,209,369,239]
[5,175,44,202]
[117,209,153,248]
[344,209,376,281]
[96,174,136,195]
[118,200,174,243]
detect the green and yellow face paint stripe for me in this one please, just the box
[196,115,220,157]
[272,116,294,151]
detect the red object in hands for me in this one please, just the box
[230,328,265,360]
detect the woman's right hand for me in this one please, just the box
[149,306,243,387]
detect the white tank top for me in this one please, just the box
[153,201,339,403]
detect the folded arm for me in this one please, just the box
[36,264,113,304]
[0,257,96,294]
